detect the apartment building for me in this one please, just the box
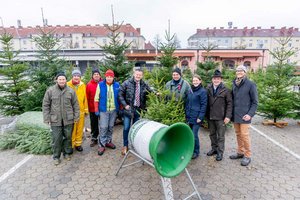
[188,27,300,65]
[0,23,146,51]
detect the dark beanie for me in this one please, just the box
[55,72,67,80]
[92,68,100,76]
[172,67,182,76]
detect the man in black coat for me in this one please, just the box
[230,65,258,166]
[118,69,153,155]
[206,70,232,161]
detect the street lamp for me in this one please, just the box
[0,17,4,27]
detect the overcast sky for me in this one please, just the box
[0,0,299,47]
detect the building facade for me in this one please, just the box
[188,27,300,65]
[0,23,146,51]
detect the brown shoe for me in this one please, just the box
[121,146,128,155]
[90,140,98,147]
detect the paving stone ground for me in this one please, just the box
[0,116,299,200]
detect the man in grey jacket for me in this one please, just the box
[43,72,80,165]
[230,65,258,166]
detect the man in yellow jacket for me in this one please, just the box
[67,69,89,151]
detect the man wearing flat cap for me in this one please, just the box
[206,70,232,161]
[230,65,258,166]
[67,69,89,152]
[43,72,80,165]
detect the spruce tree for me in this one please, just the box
[0,32,29,115]
[22,28,68,111]
[98,13,133,83]
[196,61,219,87]
[255,37,297,123]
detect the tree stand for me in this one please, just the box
[115,149,202,200]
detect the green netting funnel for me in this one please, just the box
[149,122,194,178]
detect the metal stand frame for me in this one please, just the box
[115,149,202,200]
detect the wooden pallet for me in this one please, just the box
[262,120,288,128]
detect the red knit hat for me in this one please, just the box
[105,69,114,77]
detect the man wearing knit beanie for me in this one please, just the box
[94,69,119,156]
[67,69,88,152]
[166,67,191,103]
[86,68,102,147]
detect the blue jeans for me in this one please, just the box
[98,110,117,147]
[189,123,200,155]
[123,110,140,147]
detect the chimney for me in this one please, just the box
[136,28,141,34]
[295,28,299,32]
[197,29,201,33]
[220,27,224,29]
[17,20,22,28]
[65,24,70,27]
[270,26,275,29]
[257,26,261,29]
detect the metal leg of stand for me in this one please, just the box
[183,168,202,200]
[115,150,131,176]
[161,176,174,200]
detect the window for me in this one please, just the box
[225,40,228,43]
[288,43,292,47]
[103,39,107,44]
[83,40,86,44]
[264,40,268,43]
[23,40,27,45]
[249,43,253,47]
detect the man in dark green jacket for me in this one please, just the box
[43,72,80,165]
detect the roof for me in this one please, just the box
[202,51,262,58]
[144,41,155,49]
[189,27,300,39]
[0,24,142,38]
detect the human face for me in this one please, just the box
[93,73,101,82]
[212,77,222,87]
[134,70,143,82]
[106,76,114,84]
[192,77,201,87]
[57,76,67,88]
[236,70,246,79]
[172,72,181,81]
[72,74,81,82]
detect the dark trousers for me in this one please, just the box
[208,120,226,154]
[189,123,200,156]
[89,112,99,142]
[51,124,73,159]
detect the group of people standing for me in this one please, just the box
[43,65,257,167]
[165,65,258,167]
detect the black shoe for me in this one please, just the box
[207,150,217,156]
[75,146,83,152]
[192,153,198,159]
[216,153,223,161]
[229,153,244,159]
[241,157,251,166]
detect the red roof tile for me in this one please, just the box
[0,24,142,38]
[189,27,300,39]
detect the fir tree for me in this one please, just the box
[82,65,93,84]
[196,61,219,87]
[254,37,297,123]
[98,8,133,83]
[22,28,68,111]
[0,32,29,115]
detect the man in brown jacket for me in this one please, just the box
[43,72,80,165]
[206,70,232,161]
